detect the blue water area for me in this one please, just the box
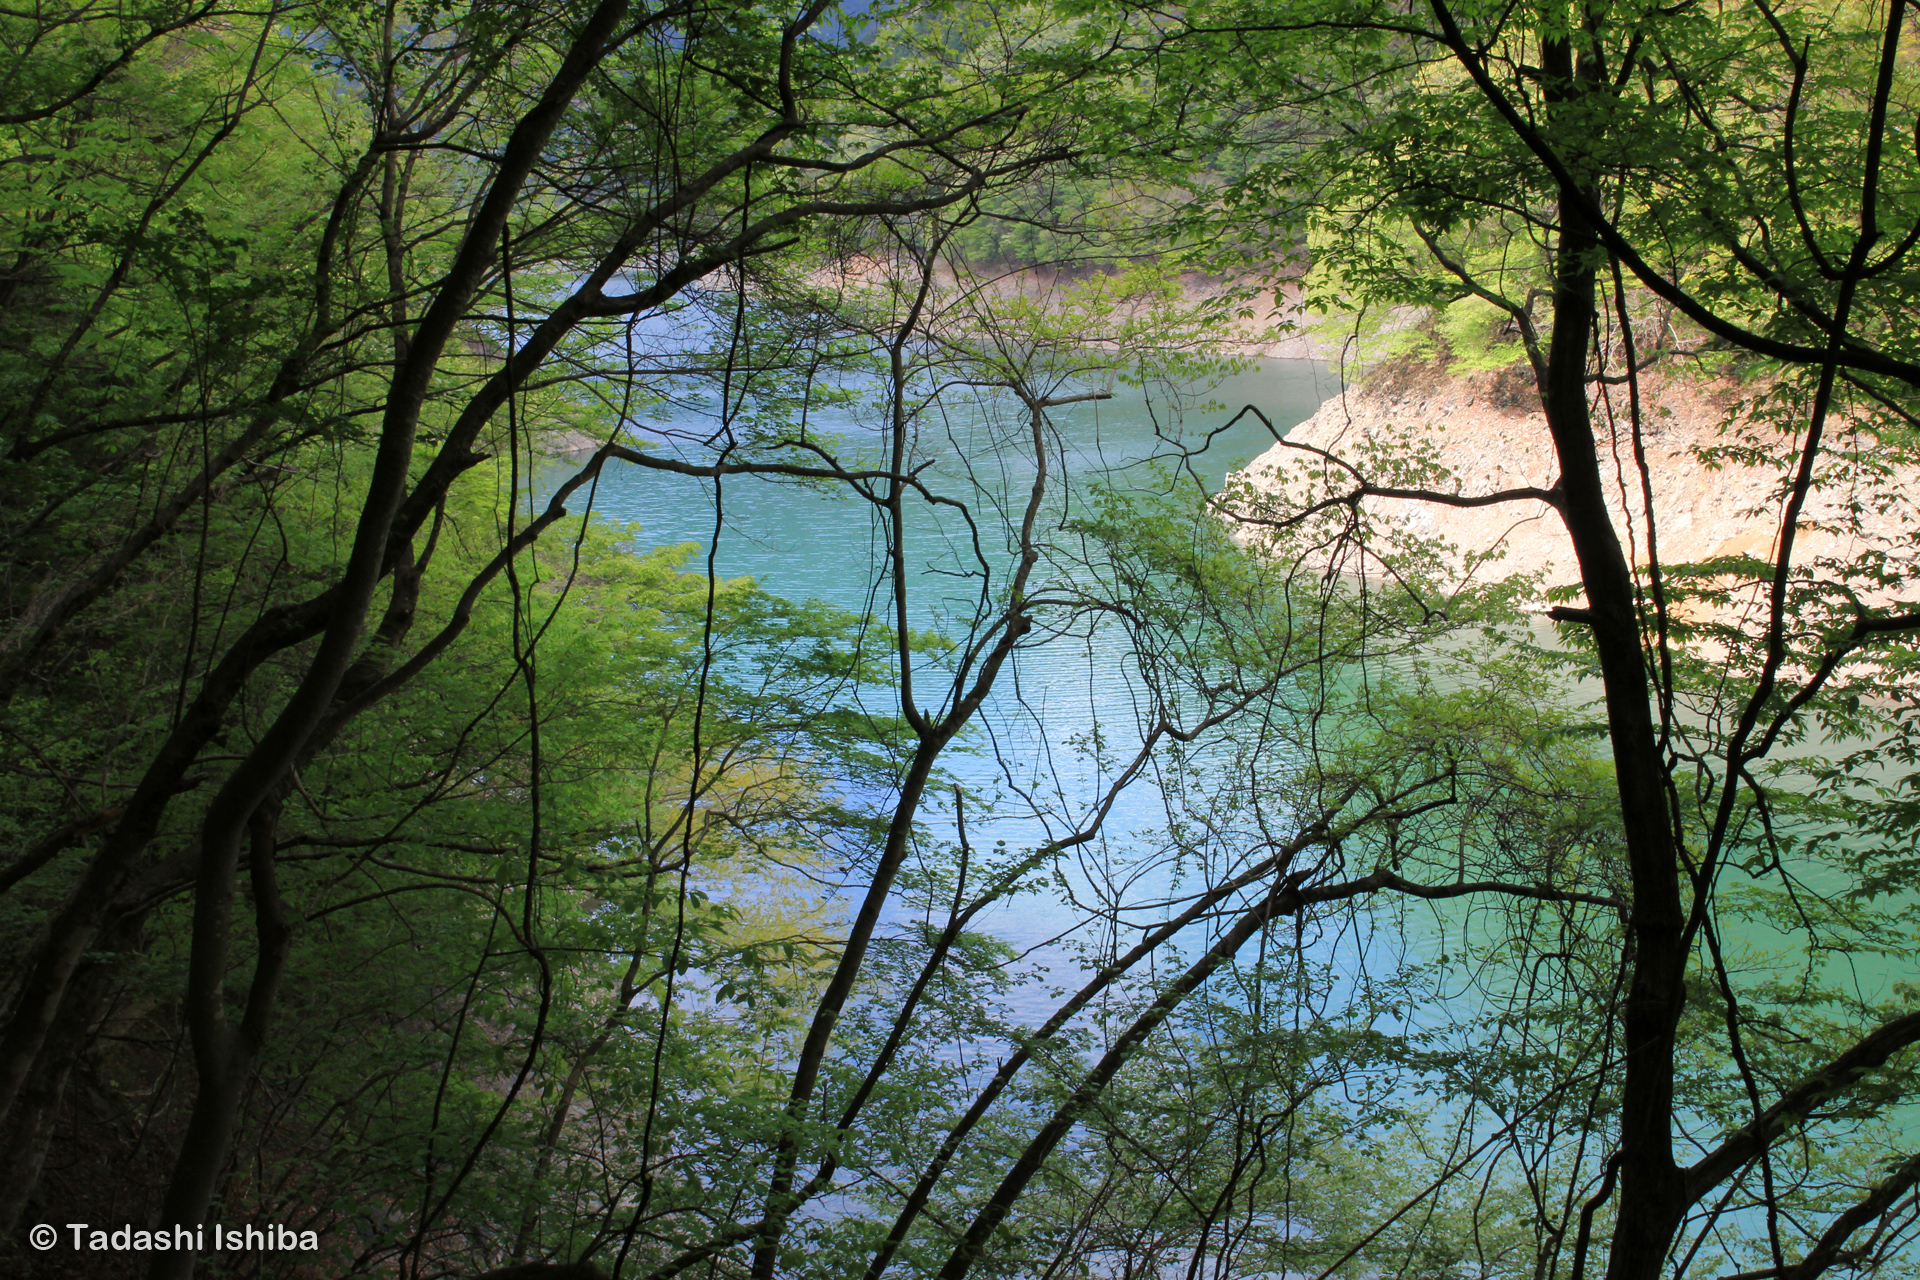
[543,357,1342,1013]
[538,352,1918,1261]
[564,359,1337,610]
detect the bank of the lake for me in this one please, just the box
[1232,362,1920,603]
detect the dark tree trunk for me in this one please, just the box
[1537,34,1690,1280]
[0,924,127,1230]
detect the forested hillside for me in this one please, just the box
[3,1,1920,1279]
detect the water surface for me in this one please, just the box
[552,358,1342,991]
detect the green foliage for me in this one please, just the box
[9,0,1920,1278]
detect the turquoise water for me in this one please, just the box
[546,358,1342,990]
[545,352,1918,1265]
[568,360,1337,610]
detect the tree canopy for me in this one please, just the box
[3,0,1920,1279]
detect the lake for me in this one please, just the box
[541,357,1344,998]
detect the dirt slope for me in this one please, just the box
[1233,364,1916,602]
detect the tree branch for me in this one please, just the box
[1686,1012,1920,1199]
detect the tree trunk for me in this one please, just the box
[148,806,292,1280]
[0,925,128,1230]
[1538,34,1690,1280]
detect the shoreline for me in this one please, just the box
[1228,362,1919,605]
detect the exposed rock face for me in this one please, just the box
[1232,364,1916,602]
[544,428,606,456]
